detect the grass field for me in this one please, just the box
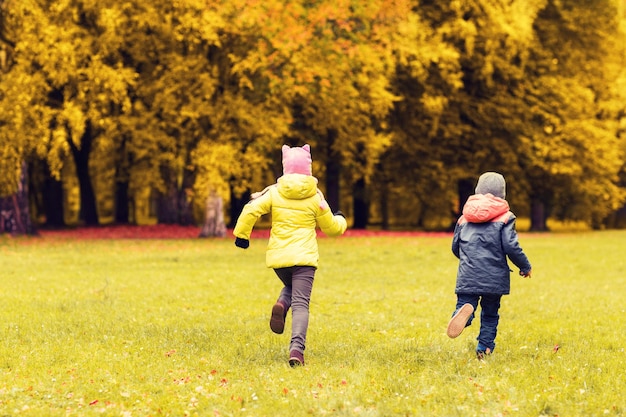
[0,229,624,416]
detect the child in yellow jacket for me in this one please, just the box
[233,144,347,366]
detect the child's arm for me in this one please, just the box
[314,193,346,237]
[502,218,532,276]
[316,208,347,236]
[314,189,347,236]
[451,222,462,258]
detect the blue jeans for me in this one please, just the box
[274,266,316,354]
[454,293,502,352]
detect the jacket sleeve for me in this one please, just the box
[232,190,272,240]
[502,217,531,273]
[316,208,347,237]
[451,222,461,259]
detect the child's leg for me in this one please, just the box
[288,266,316,355]
[454,293,479,326]
[477,294,502,352]
[274,267,293,311]
[447,293,479,338]
[271,268,294,334]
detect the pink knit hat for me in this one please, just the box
[282,144,312,175]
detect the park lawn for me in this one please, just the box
[0,230,624,416]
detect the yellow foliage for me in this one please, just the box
[0,0,624,228]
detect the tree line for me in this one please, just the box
[1,0,625,234]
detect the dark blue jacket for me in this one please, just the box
[452,194,532,295]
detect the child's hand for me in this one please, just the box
[235,237,250,249]
[520,269,532,278]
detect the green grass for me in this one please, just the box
[0,231,624,416]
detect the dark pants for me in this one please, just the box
[274,266,316,354]
[455,293,502,352]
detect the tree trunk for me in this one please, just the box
[603,205,626,229]
[228,185,250,228]
[178,167,195,226]
[457,178,475,216]
[68,121,99,226]
[445,178,475,231]
[115,180,130,224]
[199,190,226,237]
[114,133,131,224]
[529,196,548,231]
[0,162,37,235]
[325,156,341,212]
[156,180,179,224]
[380,178,389,230]
[156,165,195,225]
[352,177,369,229]
[324,130,341,212]
[42,171,65,228]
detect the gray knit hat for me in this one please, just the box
[475,172,506,199]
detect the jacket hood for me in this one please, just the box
[277,174,318,200]
[462,193,510,223]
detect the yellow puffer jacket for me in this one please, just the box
[233,174,347,268]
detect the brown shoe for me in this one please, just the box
[288,350,305,367]
[270,302,286,334]
[476,348,492,360]
[446,303,474,338]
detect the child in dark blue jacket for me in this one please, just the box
[447,172,532,359]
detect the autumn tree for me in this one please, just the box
[115,0,226,225]
[189,0,294,229]
[379,1,466,229]
[518,0,626,229]
[0,0,36,234]
[229,0,405,228]
[1,0,625,233]
[304,1,406,227]
[1,0,138,226]
[385,0,626,230]
[606,6,626,228]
